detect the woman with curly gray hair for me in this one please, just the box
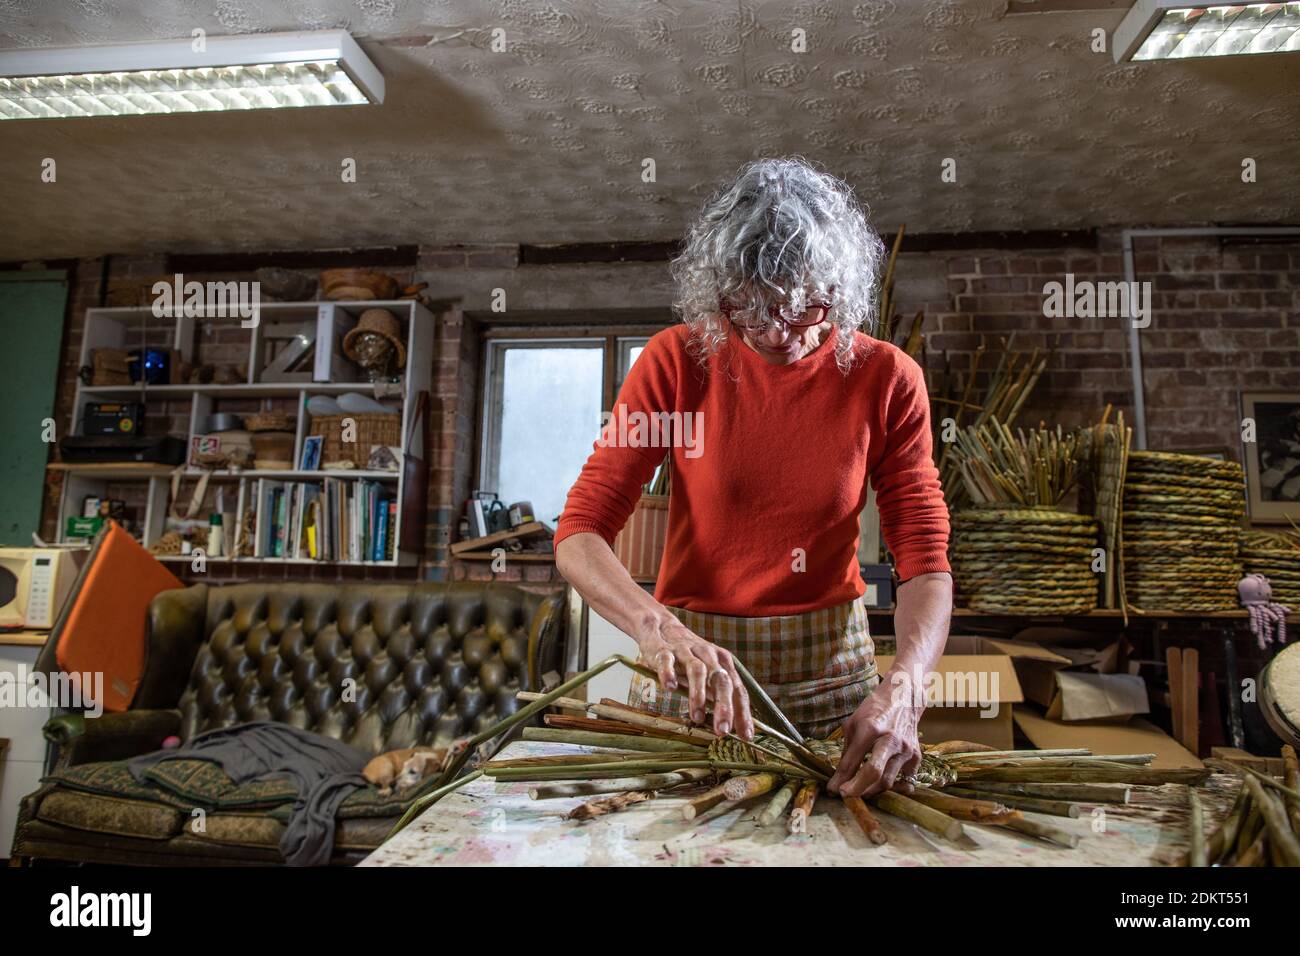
[555,158,952,799]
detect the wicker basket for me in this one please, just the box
[613,494,669,580]
[310,412,402,468]
[244,411,295,432]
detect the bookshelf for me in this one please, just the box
[52,297,445,567]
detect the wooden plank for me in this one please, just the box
[450,520,554,555]
[1182,647,1199,757]
[1167,646,1184,749]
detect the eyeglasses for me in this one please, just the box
[720,300,832,333]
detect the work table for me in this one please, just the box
[363,740,1235,867]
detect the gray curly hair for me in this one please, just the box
[670,157,886,372]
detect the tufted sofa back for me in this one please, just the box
[146,582,565,755]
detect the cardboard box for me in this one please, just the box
[1045,671,1150,723]
[875,635,1025,750]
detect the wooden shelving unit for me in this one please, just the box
[52,298,446,567]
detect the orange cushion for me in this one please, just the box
[55,521,182,711]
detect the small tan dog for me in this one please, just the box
[363,746,445,796]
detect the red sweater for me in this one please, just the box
[554,325,951,616]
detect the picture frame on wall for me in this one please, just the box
[1239,391,1300,524]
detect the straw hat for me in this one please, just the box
[343,309,407,366]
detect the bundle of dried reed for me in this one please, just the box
[389,655,1217,857]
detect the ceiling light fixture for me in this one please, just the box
[1114,2,1300,62]
[0,30,383,120]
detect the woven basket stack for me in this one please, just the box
[1121,451,1245,612]
[950,508,1100,614]
[1240,530,1300,608]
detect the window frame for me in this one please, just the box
[478,336,604,499]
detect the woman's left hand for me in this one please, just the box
[826,670,922,798]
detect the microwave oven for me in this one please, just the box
[0,547,86,630]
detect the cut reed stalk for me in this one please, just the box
[1199,785,1250,866]
[758,780,800,827]
[1284,745,1300,836]
[789,780,819,835]
[955,765,1210,785]
[1236,801,1263,858]
[724,772,781,802]
[516,691,591,710]
[995,812,1080,848]
[542,713,706,746]
[590,701,717,742]
[907,788,1017,823]
[1188,789,1207,867]
[529,768,712,800]
[1234,833,1268,867]
[683,782,731,820]
[957,782,1131,804]
[944,786,1079,818]
[485,759,793,782]
[946,748,1091,761]
[1244,775,1300,866]
[842,795,890,844]
[521,726,706,753]
[874,790,964,842]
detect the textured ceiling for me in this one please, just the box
[1,1,1298,259]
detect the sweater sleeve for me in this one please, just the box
[553,331,676,549]
[869,353,951,582]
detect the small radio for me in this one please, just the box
[84,402,144,436]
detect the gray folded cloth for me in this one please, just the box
[129,720,369,866]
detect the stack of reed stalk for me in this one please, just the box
[1239,528,1300,608]
[947,417,1099,614]
[929,339,1049,510]
[389,654,1219,857]
[1121,451,1245,612]
[1186,747,1300,867]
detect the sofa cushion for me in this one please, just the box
[37,790,184,840]
[139,758,297,809]
[185,811,283,848]
[44,760,195,810]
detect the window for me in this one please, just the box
[480,337,649,527]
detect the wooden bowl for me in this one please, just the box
[319,269,399,301]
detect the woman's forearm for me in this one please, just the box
[555,531,674,649]
[886,571,953,703]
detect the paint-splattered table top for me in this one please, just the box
[362,741,1235,867]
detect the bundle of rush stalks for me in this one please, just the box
[387,655,1267,861]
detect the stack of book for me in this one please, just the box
[253,478,397,563]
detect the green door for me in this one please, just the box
[0,272,69,545]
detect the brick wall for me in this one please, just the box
[32,230,1299,589]
[895,231,1300,450]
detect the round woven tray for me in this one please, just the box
[955,508,1097,527]
[1127,450,1243,477]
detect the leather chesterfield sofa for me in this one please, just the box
[12,580,566,866]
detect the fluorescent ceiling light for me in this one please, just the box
[1114,2,1300,61]
[0,30,383,120]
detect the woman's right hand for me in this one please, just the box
[637,614,754,740]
